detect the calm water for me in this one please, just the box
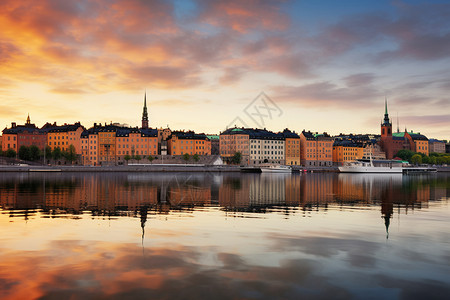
[0,172,449,300]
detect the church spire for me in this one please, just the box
[142,91,149,129]
[26,113,31,125]
[382,97,391,126]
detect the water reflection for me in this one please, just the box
[0,172,449,299]
[1,172,448,217]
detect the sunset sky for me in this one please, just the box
[1,0,449,139]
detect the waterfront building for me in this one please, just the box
[429,139,446,153]
[332,140,364,165]
[81,124,158,165]
[207,134,220,155]
[167,131,211,156]
[219,128,250,164]
[280,129,300,166]
[1,116,47,152]
[300,131,333,166]
[47,122,84,153]
[379,100,429,158]
[220,127,285,165]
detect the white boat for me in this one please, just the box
[338,159,403,173]
[260,165,292,173]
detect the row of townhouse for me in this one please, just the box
[220,127,335,166]
[1,116,211,165]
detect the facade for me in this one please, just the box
[428,139,445,153]
[220,127,286,165]
[81,124,158,165]
[219,128,250,164]
[379,100,429,158]
[332,140,364,165]
[248,130,284,165]
[300,131,333,166]
[47,122,84,153]
[280,129,300,166]
[1,117,47,152]
[168,131,211,156]
[207,135,220,155]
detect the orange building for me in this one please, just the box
[281,129,300,165]
[168,131,211,156]
[219,128,250,163]
[300,131,333,167]
[332,140,364,165]
[116,128,158,163]
[47,122,84,153]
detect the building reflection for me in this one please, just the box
[0,173,448,224]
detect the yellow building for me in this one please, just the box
[281,129,300,166]
[332,141,364,165]
[168,131,211,156]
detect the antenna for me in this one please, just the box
[397,112,399,133]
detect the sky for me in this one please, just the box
[0,0,449,139]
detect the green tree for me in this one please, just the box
[395,149,414,161]
[411,154,422,165]
[148,155,154,164]
[193,153,200,162]
[429,156,437,165]
[422,155,430,164]
[231,152,242,164]
[124,154,131,164]
[52,147,62,160]
[29,145,40,161]
[44,146,53,160]
[183,153,190,162]
[65,145,77,163]
[5,148,16,158]
[135,154,142,162]
[18,146,31,161]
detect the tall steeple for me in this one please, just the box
[142,91,149,129]
[382,97,391,126]
[26,113,31,125]
[381,98,392,137]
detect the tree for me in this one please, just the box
[52,147,62,160]
[5,148,16,158]
[124,155,131,164]
[193,153,200,162]
[183,153,190,162]
[65,145,77,163]
[29,145,40,161]
[411,154,422,165]
[148,155,154,164]
[135,155,142,162]
[18,146,31,161]
[395,149,414,161]
[44,146,52,160]
[231,152,242,164]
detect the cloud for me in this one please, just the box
[271,79,380,110]
[196,0,290,33]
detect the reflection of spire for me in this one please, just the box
[383,214,391,239]
[140,205,148,245]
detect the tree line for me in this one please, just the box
[395,150,450,165]
[0,145,78,163]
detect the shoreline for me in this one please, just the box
[0,165,448,173]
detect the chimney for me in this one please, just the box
[11,122,16,128]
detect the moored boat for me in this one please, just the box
[260,165,292,173]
